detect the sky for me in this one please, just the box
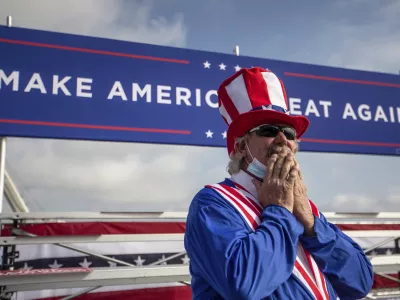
[0,0,399,213]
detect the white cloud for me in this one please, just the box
[1,0,187,46]
[326,1,400,73]
[330,194,378,212]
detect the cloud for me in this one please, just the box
[330,194,378,212]
[5,137,229,212]
[326,1,400,73]
[1,0,187,46]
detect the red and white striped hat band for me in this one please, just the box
[217,67,310,155]
[218,67,290,125]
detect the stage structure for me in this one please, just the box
[1,15,400,300]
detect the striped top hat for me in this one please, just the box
[217,67,310,155]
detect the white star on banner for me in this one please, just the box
[108,257,117,268]
[386,249,393,255]
[219,63,226,70]
[222,131,227,139]
[181,254,190,264]
[234,65,241,72]
[49,260,63,268]
[205,130,213,138]
[19,262,33,270]
[134,255,146,266]
[159,255,168,265]
[79,258,92,268]
[203,61,211,68]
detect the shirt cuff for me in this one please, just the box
[263,204,305,236]
[299,215,336,251]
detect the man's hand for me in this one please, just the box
[292,163,315,236]
[253,152,298,213]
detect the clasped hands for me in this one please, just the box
[252,149,315,237]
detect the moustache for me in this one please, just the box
[265,144,292,158]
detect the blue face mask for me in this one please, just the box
[245,143,267,180]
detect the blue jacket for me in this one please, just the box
[184,178,374,299]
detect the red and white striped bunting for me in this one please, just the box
[206,182,330,300]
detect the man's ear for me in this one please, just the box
[237,137,248,157]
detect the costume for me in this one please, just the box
[184,68,374,299]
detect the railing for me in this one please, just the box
[1,212,400,299]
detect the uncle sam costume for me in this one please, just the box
[184,67,374,300]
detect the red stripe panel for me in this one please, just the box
[0,222,186,236]
[0,38,189,65]
[38,286,192,300]
[336,224,400,231]
[373,273,400,289]
[243,68,271,108]
[2,222,400,237]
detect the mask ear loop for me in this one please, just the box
[244,142,254,165]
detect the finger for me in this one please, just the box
[279,153,294,180]
[265,154,277,180]
[272,153,286,178]
[293,159,303,180]
[287,165,299,187]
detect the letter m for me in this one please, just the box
[0,70,19,91]
[132,83,151,102]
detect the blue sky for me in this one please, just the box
[1,0,400,213]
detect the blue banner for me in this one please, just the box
[1,26,400,156]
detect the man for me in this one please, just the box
[184,67,374,300]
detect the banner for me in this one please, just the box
[1,221,399,300]
[1,26,400,156]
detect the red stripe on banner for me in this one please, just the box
[0,119,191,135]
[0,222,186,236]
[300,137,400,148]
[284,72,400,88]
[38,286,192,300]
[243,69,271,108]
[0,38,190,64]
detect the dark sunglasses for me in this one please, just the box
[249,124,297,140]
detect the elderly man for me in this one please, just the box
[184,67,374,299]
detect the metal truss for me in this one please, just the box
[1,265,190,293]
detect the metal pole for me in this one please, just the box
[233,45,240,56]
[1,17,12,212]
[6,16,12,27]
[0,137,6,213]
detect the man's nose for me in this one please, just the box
[274,131,288,145]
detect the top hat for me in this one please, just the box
[217,67,310,155]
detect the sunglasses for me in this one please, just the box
[249,124,297,140]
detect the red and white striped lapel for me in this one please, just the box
[206,182,330,300]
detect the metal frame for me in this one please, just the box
[1,265,190,292]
